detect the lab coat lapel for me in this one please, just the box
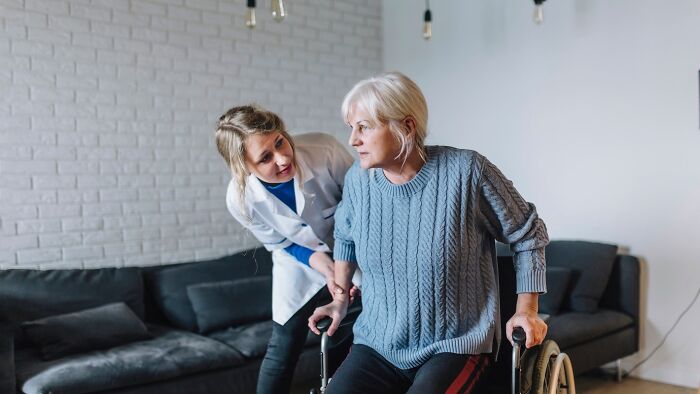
[296,155,317,219]
[247,173,307,236]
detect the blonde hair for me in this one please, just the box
[341,71,428,165]
[215,104,299,218]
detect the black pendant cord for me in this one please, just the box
[424,0,431,23]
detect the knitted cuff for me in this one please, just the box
[333,240,356,263]
[516,270,547,294]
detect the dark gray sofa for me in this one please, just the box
[0,248,344,394]
[498,240,640,376]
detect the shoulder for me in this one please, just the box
[428,145,485,170]
[294,132,352,167]
[342,161,368,188]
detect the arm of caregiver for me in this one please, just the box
[307,260,357,337]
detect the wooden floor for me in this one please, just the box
[294,372,698,393]
[576,372,696,394]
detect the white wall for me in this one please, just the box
[383,0,699,388]
[0,0,381,268]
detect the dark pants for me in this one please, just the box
[326,344,490,394]
[257,287,351,394]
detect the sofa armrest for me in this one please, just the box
[599,255,640,344]
[0,323,16,394]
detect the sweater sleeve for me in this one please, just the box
[332,166,357,263]
[476,155,548,294]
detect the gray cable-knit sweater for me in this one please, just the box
[333,146,549,369]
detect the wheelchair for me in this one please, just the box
[310,257,576,394]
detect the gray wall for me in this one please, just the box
[382,0,700,387]
[0,0,381,268]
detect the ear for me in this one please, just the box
[402,116,417,138]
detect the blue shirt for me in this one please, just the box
[260,178,314,266]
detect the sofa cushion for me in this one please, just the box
[544,309,634,349]
[22,302,152,361]
[15,325,245,394]
[146,249,273,332]
[0,324,15,394]
[546,240,618,313]
[0,267,145,324]
[538,267,572,315]
[209,321,272,358]
[187,276,272,334]
[208,321,321,359]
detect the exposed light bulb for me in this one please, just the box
[533,0,545,25]
[246,0,257,29]
[271,0,286,22]
[423,9,432,40]
[533,4,544,24]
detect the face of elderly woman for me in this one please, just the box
[347,105,402,170]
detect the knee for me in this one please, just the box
[265,330,306,361]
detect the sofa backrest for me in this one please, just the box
[143,248,273,331]
[599,254,640,324]
[496,240,640,318]
[0,267,145,325]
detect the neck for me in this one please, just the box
[382,148,425,185]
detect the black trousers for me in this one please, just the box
[256,287,352,394]
[326,344,490,394]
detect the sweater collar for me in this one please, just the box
[372,146,438,197]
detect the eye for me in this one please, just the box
[260,154,271,163]
[275,138,284,148]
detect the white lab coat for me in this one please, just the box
[226,133,356,325]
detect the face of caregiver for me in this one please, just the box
[244,132,296,183]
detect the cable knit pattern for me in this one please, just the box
[333,146,548,369]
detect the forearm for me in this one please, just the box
[309,251,333,277]
[332,260,357,301]
[516,292,539,315]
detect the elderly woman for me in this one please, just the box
[308,72,549,393]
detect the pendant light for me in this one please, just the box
[246,0,256,28]
[533,0,546,24]
[423,0,432,40]
[271,0,286,22]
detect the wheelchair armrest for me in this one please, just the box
[316,304,362,334]
[0,323,17,394]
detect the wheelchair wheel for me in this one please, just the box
[521,339,575,394]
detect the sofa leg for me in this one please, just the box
[616,359,623,382]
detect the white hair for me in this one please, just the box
[341,71,428,164]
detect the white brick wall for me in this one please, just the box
[0,0,382,269]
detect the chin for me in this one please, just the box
[358,157,373,169]
[277,170,295,183]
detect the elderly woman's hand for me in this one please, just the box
[308,298,349,337]
[505,293,548,348]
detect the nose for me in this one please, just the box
[349,127,361,148]
[274,152,289,167]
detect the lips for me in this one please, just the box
[277,164,292,175]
